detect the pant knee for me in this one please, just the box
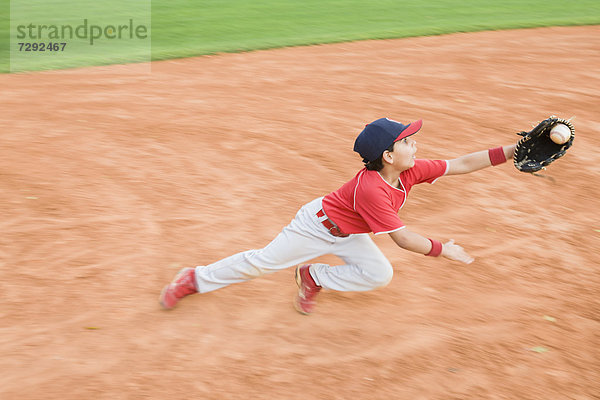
[243,248,288,277]
[370,262,394,288]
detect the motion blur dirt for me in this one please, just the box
[1,26,599,399]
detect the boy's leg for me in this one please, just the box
[194,197,334,293]
[310,233,394,292]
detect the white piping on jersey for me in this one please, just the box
[397,175,407,193]
[397,176,407,210]
[375,171,408,212]
[376,171,405,192]
[374,225,407,235]
[431,160,450,184]
[352,169,366,211]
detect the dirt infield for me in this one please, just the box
[1,26,599,399]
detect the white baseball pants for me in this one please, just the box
[194,197,393,293]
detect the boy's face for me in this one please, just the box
[385,136,417,171]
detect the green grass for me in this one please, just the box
[1,0,599,73]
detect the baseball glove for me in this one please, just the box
[513,116,575,173]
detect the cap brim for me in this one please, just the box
[394,119,423,142]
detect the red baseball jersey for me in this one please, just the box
[322,159,448,235]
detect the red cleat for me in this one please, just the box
[159,268,198,310]
[294,264,321,315]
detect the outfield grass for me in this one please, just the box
[1,0,599,73]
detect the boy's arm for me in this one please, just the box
[389,229,474,264]
[446,144,516,175]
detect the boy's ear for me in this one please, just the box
[382,150,393,164]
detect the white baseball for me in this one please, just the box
[550,123,571,144]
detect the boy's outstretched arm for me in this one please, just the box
[446,144,516,175]
[389,229,474,264]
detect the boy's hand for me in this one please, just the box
[442,239,474,264]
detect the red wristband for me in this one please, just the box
[488,146,507,166]
[425,239,443,257]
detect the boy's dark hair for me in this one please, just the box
[364,141,396,171]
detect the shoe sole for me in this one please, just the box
[295,265,303,288]
[293,265,310,315]
[158,284,172,310]
[159,267,192,310]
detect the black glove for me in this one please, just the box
[513,116,575,173]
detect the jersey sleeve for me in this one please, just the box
[409,159,449,184]
[354,184,405,235]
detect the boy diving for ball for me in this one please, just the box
[160,117,516,314]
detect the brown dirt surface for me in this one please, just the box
[1,26,599,399]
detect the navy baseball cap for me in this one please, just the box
[353,118,423,162]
